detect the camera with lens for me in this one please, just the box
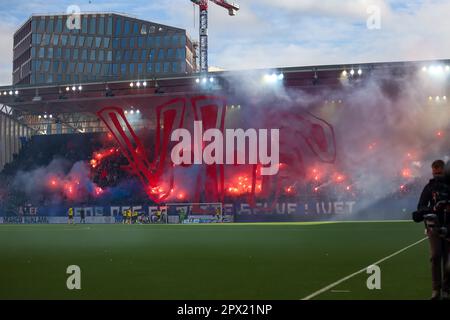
[423,213,449,238]
[412,178,450,238]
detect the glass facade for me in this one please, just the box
[13,13,195,86]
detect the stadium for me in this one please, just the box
[1,5,450,302]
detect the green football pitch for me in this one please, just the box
[0,221,433,300]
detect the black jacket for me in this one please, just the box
[417,178,439,212]
[414,177,450,224]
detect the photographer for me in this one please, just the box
[413,159,450,300]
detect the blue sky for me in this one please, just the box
[0,0,449,85]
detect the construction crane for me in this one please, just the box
[191,0,239,74]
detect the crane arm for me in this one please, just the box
[210,0,240,15]
[191,0,239,15]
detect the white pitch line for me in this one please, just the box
[301,237,428,300]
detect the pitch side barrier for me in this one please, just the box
[0,197,415,224]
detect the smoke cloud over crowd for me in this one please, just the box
[6,64,450,217]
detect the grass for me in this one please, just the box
[0,221,431,300]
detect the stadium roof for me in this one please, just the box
[0,59,448,114]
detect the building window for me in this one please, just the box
[138,63,143,74]
[61,35,68,46]
[180,61,186,72]
[124,20,131,34]
[73,49,79,59]
[38,18,45,32]
[36,60,42,72]
[82,16,88,33]
[121,64,127,74]
[43,60,50,72]
[55,48,62,58]
[78,63,85,73]
[61,62,67,72]
[116,50,122,61]
[107,51,112,62]
[47,18,54,33]
[163,62,169,73]
[47,47,53,59]
[176,48,185,60]
[141,50,147,60]
[130,37,135,48]
[90,17,96,34]
[140,25,147,35]
[158,49,164,60]
[149,49,155,60]
[53,61,59,72]
[78,36,85,47]
[112,64,118,75]
[99,17,105,35]
[38,47,45,58]
[86,36,94,47]
[172,35,179,47]
[66,49,71,59]
[42,34,50,46]
[146,63,152,73]
[32,34,41,45]
[124,50,131,61]
[167,48,174,59]
[53,35,59,46]
[172,62,179,73]
[107,16,113,35]
[81,49,88,61]
[104,38,110,48]
[70,35,77,46]
[90,50,96,61]
[155,36,161,47]
[87,63,93,73]
[138,36,144,48]
[56,17,63,33]
[69,63,75,73]
[146,36,153,47]
[115,17,122,36]
[102,64,110,76]
[132,50,139,61]
[112,38,119,49]
[180,36,186,46]
[130,63,135,74]
[133,22,139,34]
[155,62,160,73]
[98,50,104,61]
[95,37,102,48]
[96,63,102,74]
[121,38,127,48]
[164,36,170,47]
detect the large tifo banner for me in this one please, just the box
[0,198,414,224]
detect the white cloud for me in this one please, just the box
[255,0,393,19]
[207,0,450,70]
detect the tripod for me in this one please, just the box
[424,200,450,300]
